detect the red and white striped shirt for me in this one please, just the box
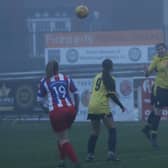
[37,73,78,112]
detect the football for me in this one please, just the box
[75,5,89,19]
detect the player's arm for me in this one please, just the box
[73,92,79,112]
[145,66,153,77]
[107,91,125,112]
[145,57,157,77]
[69,77,79,113]
[106,77,125,112]
[37,79,49,113]
[37,98,49,113]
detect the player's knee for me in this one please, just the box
[91,126,100,136]
[59,139,69,146]
[91,130,100,137]
[91,124,100,136]
[154,108,162,116]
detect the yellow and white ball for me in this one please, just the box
[75,5,89,19]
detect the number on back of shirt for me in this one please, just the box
[51,83,70,107]
[95,78,102,91]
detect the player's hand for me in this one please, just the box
[75,105,79,113]
[121,106,126,112]
[38,102,49,113]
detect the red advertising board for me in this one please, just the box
[141,78,168,120]
[46,30,164,48]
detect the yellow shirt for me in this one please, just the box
[88,72,113,114]
[149,55,168,89]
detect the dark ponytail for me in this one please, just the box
[45,60,59,79]
[102,59,114,91]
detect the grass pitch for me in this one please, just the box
[0,120,168,168]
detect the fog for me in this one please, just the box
[0,0,166,73]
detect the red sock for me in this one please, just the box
[62,142,78,163]
[57,143,66,160]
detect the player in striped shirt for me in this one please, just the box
[37,60,80,168]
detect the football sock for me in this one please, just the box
[151,130,158,141]
[87,134,98,154]
[144,124,151,131]
[57,142,65,160]
[62,142,78,163]
[152,115,161,130]
[108,128,116,153]
[143,111,155,131]
[151,114,161,141]
[147,111,155,124]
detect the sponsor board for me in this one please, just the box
[45,45,155,65]
[74,78,136,121]
[141,78,168,120]
[0,80,37,114]
[0,78,137,121]
[46,30,163,48]
[0,83,14,111]
[45,30,163,65]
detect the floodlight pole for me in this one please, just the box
[32,22,37,57]
[163,0,168,46]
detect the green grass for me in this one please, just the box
[0,120,168,168]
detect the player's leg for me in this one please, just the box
[150,107,161,149]
[103,114,119,161]
[150,87,168,149]
[86,118,100,161]
[49,112,66,167]
[142,85,156,140]
[142,109,154,140]
[57,130,79,167]
[56,131,68,167]
[50,111,79,167]
[57,139,66,167]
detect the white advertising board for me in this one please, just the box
[46,45,154,65]
[74,78,136,121]
[45,45,154,65]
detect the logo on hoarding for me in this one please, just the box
[15,85,34,109]
[119,80,132,96]
[0,83,14,111]
[66,49,79,63]
[81,89,90,107]
[0,84,10,97]
[128,48,141,62]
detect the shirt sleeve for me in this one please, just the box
[68,77,78,94]
[107,76,116,93]
[37,78,47,102]
[148,56,158,73]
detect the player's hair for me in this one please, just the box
[45,60,59,79]
[102,59,114,91]
[155,42,167,50]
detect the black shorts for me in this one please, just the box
[151,86,168,108]
[87,113,112,120]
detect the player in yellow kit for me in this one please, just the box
[142,43,168,149]
[86,59,125,161]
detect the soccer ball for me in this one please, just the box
[75,5,89,19]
